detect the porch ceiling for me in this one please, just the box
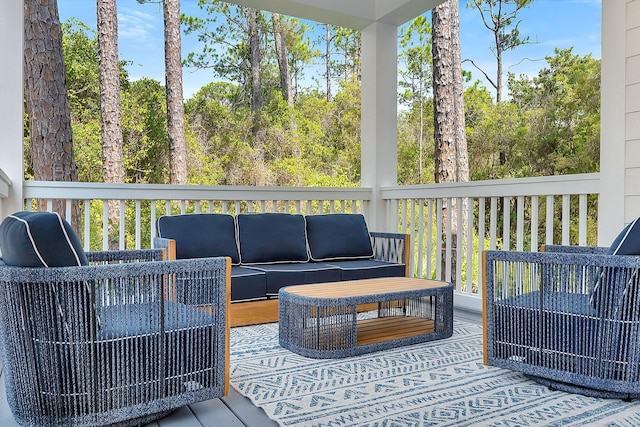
[227,0,447,29]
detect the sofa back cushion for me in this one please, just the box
[306,214,373,261]
[589,217,640,312]
[0,211,88,267]
[237,213,309,264]
[157,214,240,264]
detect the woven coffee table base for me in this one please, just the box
[278,278,453,358]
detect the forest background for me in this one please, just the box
[26,0,602,191]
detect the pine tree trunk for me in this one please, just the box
[97,0,124,249]
[248,8,261,113]
[272,13,293,106]
[164,0,187,185]
[325,25,332,102]
[495,31,503,103]
[24,0,81,232]
[432,0,469,285]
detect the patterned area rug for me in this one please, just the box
[230,320,640,426]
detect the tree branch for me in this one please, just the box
[462,58,497,90]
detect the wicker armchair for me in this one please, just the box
[0,213,230,426]
[483,245,640,399]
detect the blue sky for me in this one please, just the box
[57,0,601,99]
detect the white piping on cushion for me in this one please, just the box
[53,212,82,266]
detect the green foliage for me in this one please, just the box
[121,78,170,183]
[508,48,601,175]
[398,15,432,108]
[54,13,599,204]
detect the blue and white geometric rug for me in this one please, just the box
[230,321,640,426]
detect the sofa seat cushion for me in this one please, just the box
[157,214,240,264]
[0,211,87,267]
[249,263,341,295]
[237,213,309,264]
[326,260,406,281]
[231,266,267,301]
[306,214,373,261]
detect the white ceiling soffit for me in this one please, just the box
[227,0,447,30]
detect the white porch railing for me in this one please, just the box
[19,173,600,314]
[382,173,600,312]
[22,181,372,251]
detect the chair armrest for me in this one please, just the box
[370,232,410,276]
[154,237,177,260]
[86,249,164,264]
[0,256,229,331]
[483,249,640,321]
[542,245,609,254]
[484,249,640,297]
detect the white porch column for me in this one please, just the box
[0,0,24,218]
[599,1,640,244]
[360,22,398,232]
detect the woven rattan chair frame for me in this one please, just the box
[484,246,640,399]
[0,250,229,426]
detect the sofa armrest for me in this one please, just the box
[370,232,410,276]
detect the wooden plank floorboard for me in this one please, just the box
[148,388,272,426]
[189,396,247,426]
[221,388,280,427]
[155,406,203,427]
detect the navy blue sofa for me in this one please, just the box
[154,213,409,325]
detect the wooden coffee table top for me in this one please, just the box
[282,277,449,299]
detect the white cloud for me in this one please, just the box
[117,7,162,50]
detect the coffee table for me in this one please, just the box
[278,277,453,358]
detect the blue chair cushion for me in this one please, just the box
[590,217,640,312]
[326,259,406,281]
[97,300,215,339]
[237,213,309,264]
[248,263,341,295]
[157,214,240,265]
[306,214,373,261]
[0,211,88,267]
[495,291,599,355]
[231,266,267,301]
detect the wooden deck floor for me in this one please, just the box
[0,309,480,427]
[0,361,277,427]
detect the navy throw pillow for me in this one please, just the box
[157,214,240,265]
[0,211,88,267]
[306,214,373,261]
[237,213,309,264]
[590,217,640,312]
